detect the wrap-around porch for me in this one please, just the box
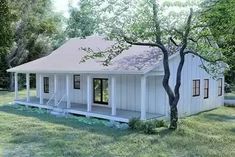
[13,73,164,123]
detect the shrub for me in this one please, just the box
[224,82,232,93]
[154,120,166,127]
[129,118,166,134]
[141,121,155,134]
[128,117,142,130]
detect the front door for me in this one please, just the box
[93,78,109,105]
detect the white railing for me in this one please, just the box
[56,94,66,107]
[46,93,55,105]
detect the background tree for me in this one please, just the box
[0,0,13,89]
[200,0,235,84]
[3,0,64,90]
[66,0,97,38]
[0,0,12,54]
[85,0,225,129]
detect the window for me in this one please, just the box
[93,78,109,104]
[44,77,49,93]
[218,78,223,96]
[192,79,200,96]
[204,79,209,99]
[74,75,80,89]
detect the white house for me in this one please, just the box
[7,36,224,122]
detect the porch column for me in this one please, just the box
[141,75,146,120]
[14,72,18,100]
[26,73,30,102]
[111,76,116,116]
[54,74,58,105]
[66,74,71,108]
[87,75,92,112]
[39,74,43,104]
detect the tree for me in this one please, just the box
[0,0,13,89]
[66,0,97,38]
[5,0,64,91]
[85,0,225,129]
[200,0,235,84]
[0,0,12,54]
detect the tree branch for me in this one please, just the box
[169,37,179,46]
[123,36,163,48]
[184,51,223,63]
[173,28,184,37]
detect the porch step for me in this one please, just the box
[50,107,67,117]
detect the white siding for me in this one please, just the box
[158,54,224,117]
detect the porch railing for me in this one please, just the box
[56,94,66,107]
[46,93,55,106]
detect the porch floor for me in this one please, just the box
[14,97,164,123]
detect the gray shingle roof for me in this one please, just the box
[7,36,166,74]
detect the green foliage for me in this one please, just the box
[129,118,166,134]
[66,0,97,38]
[0,0,65,90]
[128,117,142,130]
[200,0,235,83]
[141,121,156,134]
[154,119,166,127]
[0,0,13,54]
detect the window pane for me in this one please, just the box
[102,79,109,103]
[218,78,222,96]
[94,79,101,102]
[74,75,80,89]
[192,80,200,96]
[44,77,49,93]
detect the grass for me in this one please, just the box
[0,91,235,157]
[225,92,235,99]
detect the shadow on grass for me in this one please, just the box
[0,104,131,137]
[230,128,235,133]
[203,113,235,122]
[0,104,177,156]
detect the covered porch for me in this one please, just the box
[15,97,164,122]
[13,72,165,123]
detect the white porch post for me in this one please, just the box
[141,75,146,120]
[111,76,116,116]
[14,73,18,100]
[39,74,43,104]
[66,74,71,108]
[54,74,58,105]
[26,73,30,102]
[87,75,92,112]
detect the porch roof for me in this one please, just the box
[7,36,171,74]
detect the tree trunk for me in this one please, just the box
[169,102,178,130]
[9,72,14,92]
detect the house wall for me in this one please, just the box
[35,54,224,117]
[156,53,224,118]
[36,73,166,115]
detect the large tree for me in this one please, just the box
[0,0,12,88]
[85,0,225,129]
[5,0,63,90]
[200,0,235,84]
[0,0,12,54]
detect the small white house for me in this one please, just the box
[7,36,224,122]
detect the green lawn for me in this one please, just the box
[225,92,235,100]
[0,91,235,157]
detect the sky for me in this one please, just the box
[52,0,202,18]
[52,0,79,18]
